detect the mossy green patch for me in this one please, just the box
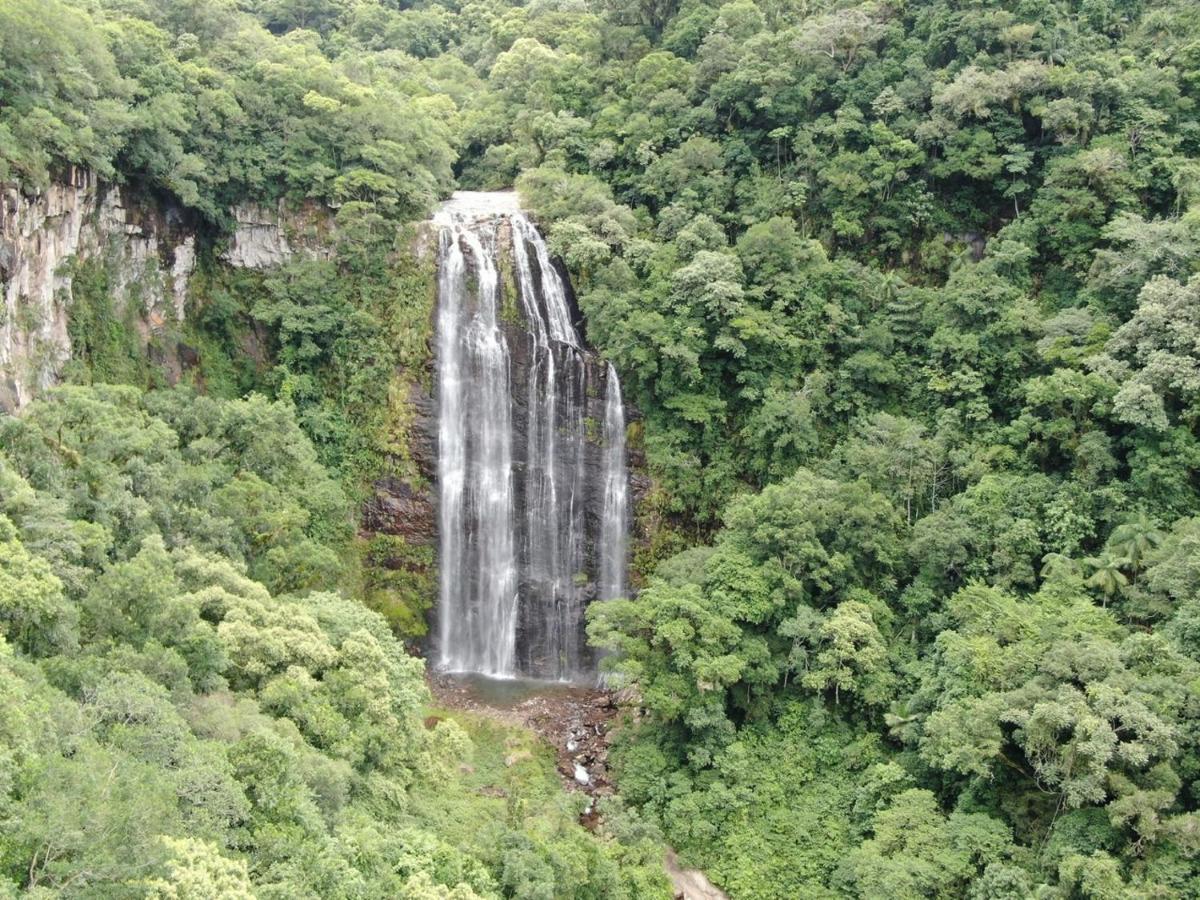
[180,260,271,398]
[497,235,524,327]
[62,255,161,389]
[350,533,435,640]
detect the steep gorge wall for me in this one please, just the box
[0,169,196,410]
[0,172,328,412]
[0,170,444,641]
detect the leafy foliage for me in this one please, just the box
[0,0,459,219]
[6,0,1200,895]
[0,389,668,897]
[473,5,1200,889]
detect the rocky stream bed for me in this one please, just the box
[427,673,729,900]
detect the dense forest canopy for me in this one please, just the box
[3,0,1200,896]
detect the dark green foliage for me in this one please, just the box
[0,0,458,219]
[169,214,439,498]
[504,0,1200,528]
[259,216,437,492]
[358,534,436,640]
[612,703,888,898]
[529,6,1200,891]
[1,384,350,594]
[0,388,668,897]
[6,0,1200,895]
[63,257,159,390]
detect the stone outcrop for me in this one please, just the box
[0,169,196,411]
[222,200,332,269]
[0,173,336,413]
[361,380,439,545]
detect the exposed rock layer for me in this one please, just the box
[0,172,318,412]
[0,170,197,410]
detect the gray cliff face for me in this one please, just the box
[222,201,334,269]
[0,169,196,411]
[0,172,323,412]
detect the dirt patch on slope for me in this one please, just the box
[665,851,731,900]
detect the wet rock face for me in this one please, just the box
[507,337,618,678]
[362,473,435,543]
[430,206,634,681]
[357,232,440,646]
[500,228,648,679]
[362,380,439,544]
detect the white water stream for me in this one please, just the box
[434,193,628,680]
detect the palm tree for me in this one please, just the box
[1040,552,1081,582]
[1106,512,1164,586]
[1036,21,1075,67]
[1083,552,1130,607]
[876,270,907,309]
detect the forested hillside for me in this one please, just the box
[0,386,669,896]
[3,0,1200,896]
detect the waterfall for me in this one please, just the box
[510,214,590,680]
[434,192,629,680]
[435,214,519,677]
[599,364,628,601]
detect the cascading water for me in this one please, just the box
[435,211,519,677]
[434,192,629,681]
[598,364,628,602]
[510,213,589,679]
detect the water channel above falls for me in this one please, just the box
[433,192,630,682]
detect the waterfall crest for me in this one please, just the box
[434,193,629,680]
